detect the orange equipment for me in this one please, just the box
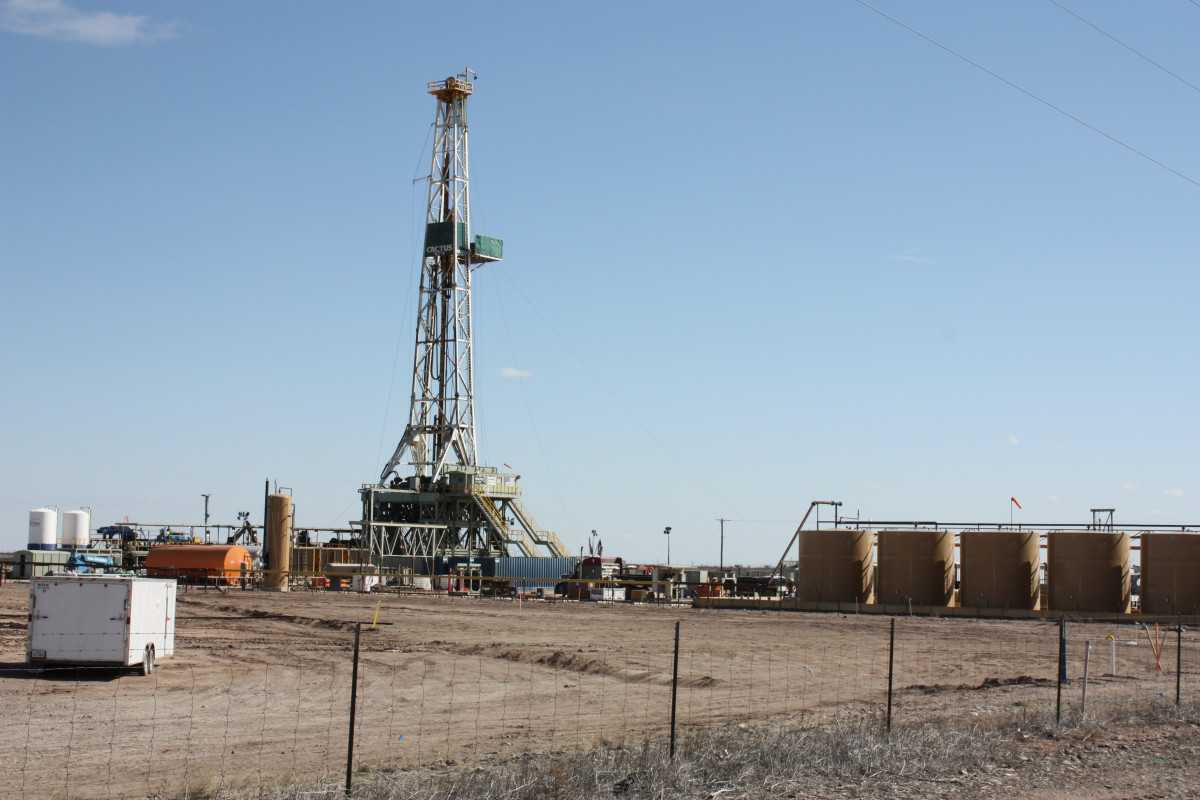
[145,544,253,585]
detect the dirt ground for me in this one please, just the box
[0,581,1196,799]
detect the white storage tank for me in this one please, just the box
[61,508,91,548]
[28,507,58,551]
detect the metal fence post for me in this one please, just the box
[887,617,895,732]
[670,620,680,759]
[1056,616,1066,726]
[1081,641,1091,720]
[346,622,362,796]
[1178,615,1183,708]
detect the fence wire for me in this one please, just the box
[0,598,1195,800]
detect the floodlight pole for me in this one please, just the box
[717,518,728,571]
[201,494,211,540]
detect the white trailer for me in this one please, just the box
[27,575,176,674]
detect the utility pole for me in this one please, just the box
[664,526,672,565]
[201,493,211,541]
[717,518,728,572]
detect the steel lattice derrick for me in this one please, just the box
[380,71,479,485]
[362,73,568,563]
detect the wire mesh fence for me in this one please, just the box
[0,600,1195,800]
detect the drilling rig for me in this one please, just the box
[359,71,569,564]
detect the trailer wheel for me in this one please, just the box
[141,645,155,676]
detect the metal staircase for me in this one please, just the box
[510,498,570,558]
[470,488,537,556]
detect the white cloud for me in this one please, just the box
[1148,509,1169,517]
[1046,495,1060,501]
[1117,483,1141,491]
[890,249,935,265]
[0,0,178,45]
[1050,443,1063,449]
[865,484,881,490]
[499,367,532,379]
[1006,435,1020,446]
[1163,488,1186,498]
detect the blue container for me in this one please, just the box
[494,557,579,590]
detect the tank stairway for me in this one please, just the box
[470,489,537,557]
[509,499,570,558]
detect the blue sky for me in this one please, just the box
[1,0,1196,562]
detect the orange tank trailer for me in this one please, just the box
[145,544,253,585]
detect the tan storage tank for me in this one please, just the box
[797,529,874,603]
[959,530,1040,610]
[266,493,292,591]
[1140,532,1200,615]
[877,529,954,606]
[145,544,252,585]
[1047,531,1130,613]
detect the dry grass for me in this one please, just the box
[202,701,1200,800]
[209,713,1010,799]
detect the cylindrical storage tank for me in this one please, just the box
[797,529,874,603]
[1140,532,1200,615]
[1046,531,1130,613]
[877,529,955,607]
[145,544,253,585]
[266,493,292,591]
[28,507,58,551]
[959,530,1040,610]
[61,508,91,549]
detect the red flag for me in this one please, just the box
[1011,497,1021,509]
[504,463,512,469]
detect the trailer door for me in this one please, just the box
[29,579,130,664]
[127,580,175,664]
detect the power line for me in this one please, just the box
[852,0,1200,189]
[373,127,433,476]
[493,265,763,536]
[1048,0,1200,94]
[492,267,579,544]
